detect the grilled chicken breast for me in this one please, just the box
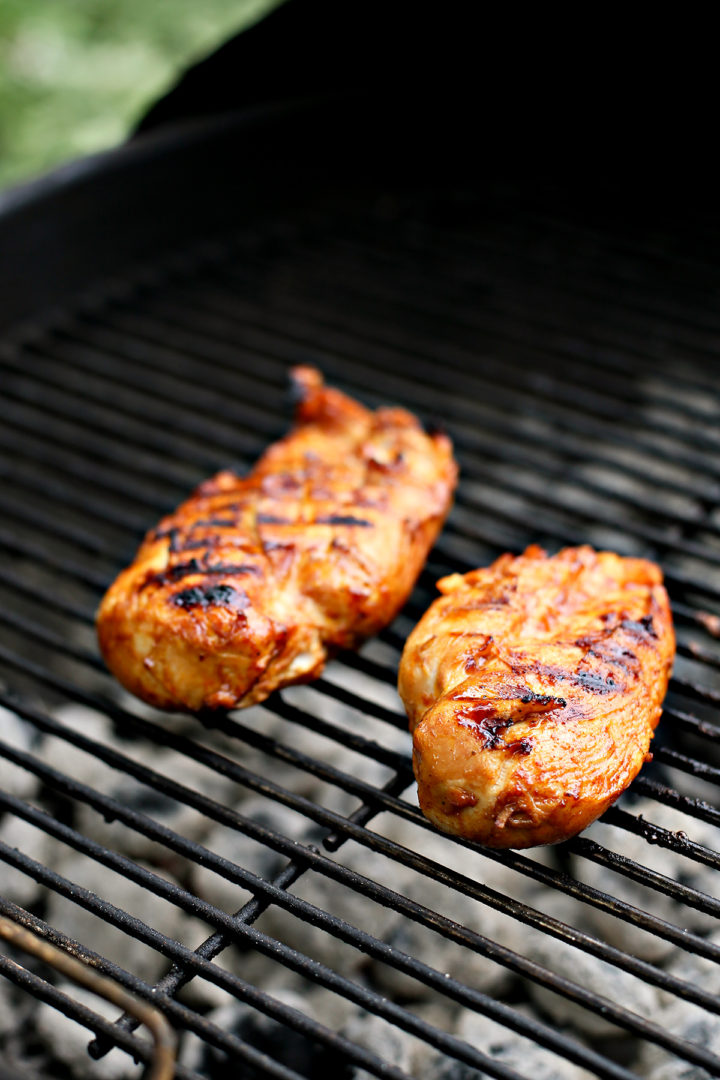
[398,545,674,848]
[97,367,457,712]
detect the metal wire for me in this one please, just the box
[0,913,176,1080]
[2,186,720,1080]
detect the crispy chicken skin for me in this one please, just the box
[398,545,674,848]
[97,367,457,712]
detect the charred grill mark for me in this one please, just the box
[589,645,636,663]
[191,517,238,528]
[157,559,202,582]
[315,515,374,527]
[506,736,534,755]
[454,696,555,749]
[577,632,634,655]
[457,708,535,755]
[516,662,567,687]
[519,690,567,709]
[621,615,657,639]
[172,584,248,610]
[257,513,294,525]
[524,661,620,695]
[572,669,617,693]
[203,563,261,575]
[456,701,509,748]
[146,559,260,588]
[575,612,654,687]
[451,685,566,709]
[581,638,639,676]
[153,526,181,552]
[176,538,219,552]
[525,652,620,694]
[454,686,565,751]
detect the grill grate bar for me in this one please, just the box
[0,836,550,1080]
[319,769,410,853]
[251,202,720,374]
[455,480,720,568]
[6,344,720,612]
[236,229,720,427]
[0,705,713,1079]
[105,866,311,1048]
[0,379,206,495]
[0,418,180,516]
[89,859,331,1067]
[3,604,719,919]
[7,393,720,712]
[655,744,720,785]
[675,640,720,676]
[105,281,720,484]
[0,454,150,536]
[0,526,111,592]
[564,835,720,917]
[666,675,720,710]
[76,214,720,434]
[3,478,720,833]
[677,640,720,673]
[60,297,720,513]
[3,515,720,877]
[10,299,719,539]
[0,959,202,1080]
[96,772,410,1062]
[0,491,125,561]
[3,639,720,1022]
[0,338,270,461]
[204,254,720,455]
[0,844,417,1080]
[7,335,720,602]
[0,908,405,1080]
[324,203,720,358]
[662,704,720,745]
[601,804,720,869]
[78,279,715,505]
[633,774,720,826]
[2,323,719,561]
[0,568,98,626]
[0,818,660,1080]
[0,906,300,1080]
[41,324,283,439]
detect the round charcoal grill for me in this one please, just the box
[2,51,720,1080]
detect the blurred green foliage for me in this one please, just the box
[0,0,281,191]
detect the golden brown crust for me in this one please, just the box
[96,367,457,712]
[398,545,675,848]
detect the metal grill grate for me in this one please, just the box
[2,182,720,1080]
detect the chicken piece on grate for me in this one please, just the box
[97,367,456,711]
[399,545,674,848]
